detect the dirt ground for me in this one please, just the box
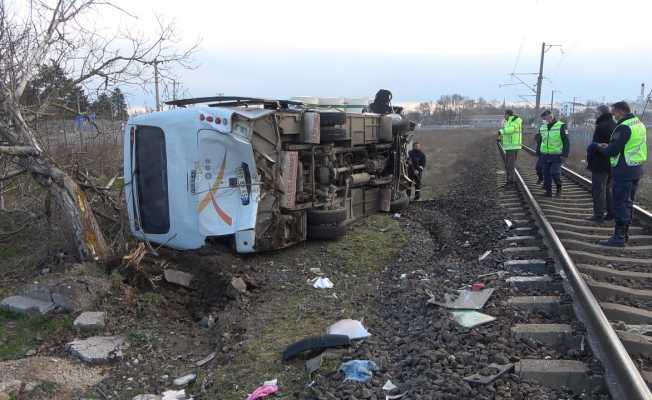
[0,128,604,399]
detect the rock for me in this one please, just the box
[173,373,197,386]
[164,269,194,288]
[16,275,110,313]
[230,277,247,294]
[0,295,55,315]
[133,395,162,400]
[66,336,127,364]
[0,379,22,393]
[73,311,106,331]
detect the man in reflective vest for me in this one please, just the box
[498,110,523,186]
[597,101,647,247]
[539,110,570,197]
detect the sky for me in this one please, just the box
[103,0,652,109]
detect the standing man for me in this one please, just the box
[538,110,570,197]
[498,110,523,186]
[597,101,647,247]
[408,142,426,200]
[586,105,616,222]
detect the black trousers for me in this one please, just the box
[409,168,422,198]
[591,171,613,217]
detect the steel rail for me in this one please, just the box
[499,143,652,400]
[522,144,652,228]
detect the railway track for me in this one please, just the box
[497,144,652,399]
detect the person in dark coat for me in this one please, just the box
[586,105,616,222]
[408,142,426,200]
[595,101,647,247]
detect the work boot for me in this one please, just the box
[624,225,630,243]
[414,191,421,201]
[555,185,562,197]
[544,190,552,197]
[598,224,626,247]
[536,177,543,185]
[604,213,614,221]
[586,215,604,223]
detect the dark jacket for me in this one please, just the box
[534,132,542,156]
[408,149,426,170]
[597,113,643,180]
[587,112,616,173]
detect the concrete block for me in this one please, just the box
[164,269,194,288]
[601,302,652,324]
[512,324,573,347]
[508,296,560,313]
[0,295,55,315]
[73,311,106,331]
[516,359,591,394]
[504,259,549,274]
[66,336,127,364]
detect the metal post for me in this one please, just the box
[550,90,555,111]
[154,60,160,111]
[535,42,546,118]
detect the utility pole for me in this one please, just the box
[172,79,178,101]
[571,96,577,126]
[535,42,546,118]
[153,59,160,111]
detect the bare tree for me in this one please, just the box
[0,0,198,261]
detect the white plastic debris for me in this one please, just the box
[162,390,187,400]
[399,274,407,279]
[310,277,334,289]
[382,380,398,391]
[327,319,370,339]
[393,213,401,219]
[173,373,197,387]
[263,379,278,386]
[310,268,324,276]
[478,250,492,261]
[504,219,513,229]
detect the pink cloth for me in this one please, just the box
[246,384,279,400]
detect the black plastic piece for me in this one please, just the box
[282,334,350,361]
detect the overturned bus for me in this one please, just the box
[123,95,415,253]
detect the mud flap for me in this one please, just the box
[235,229,256,253]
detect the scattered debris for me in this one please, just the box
[173,373,197,387]
[478,250,492,262]
[230,277,248,294]
[504,219,513,229]
[246,379,279,400]
[399,273,407,279]
[382,380,398,391]
[380,227,391,233]
[386,393,407,400]
[450,311,496,328]
[66,336,127,364]
[392,213,401,219]
[463,363,514,385]
[73,311,106,331]
[326,319,371,339]
[305,354,323,376]
[282,335,350,361]
[339,360,378,382]
[471,282,485,292]
[430,288,495,310]
[0,295,55,315]
[164,269,194,288]
[310,277,334,289]
[309,268,324,276]
[195,351,216,367]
